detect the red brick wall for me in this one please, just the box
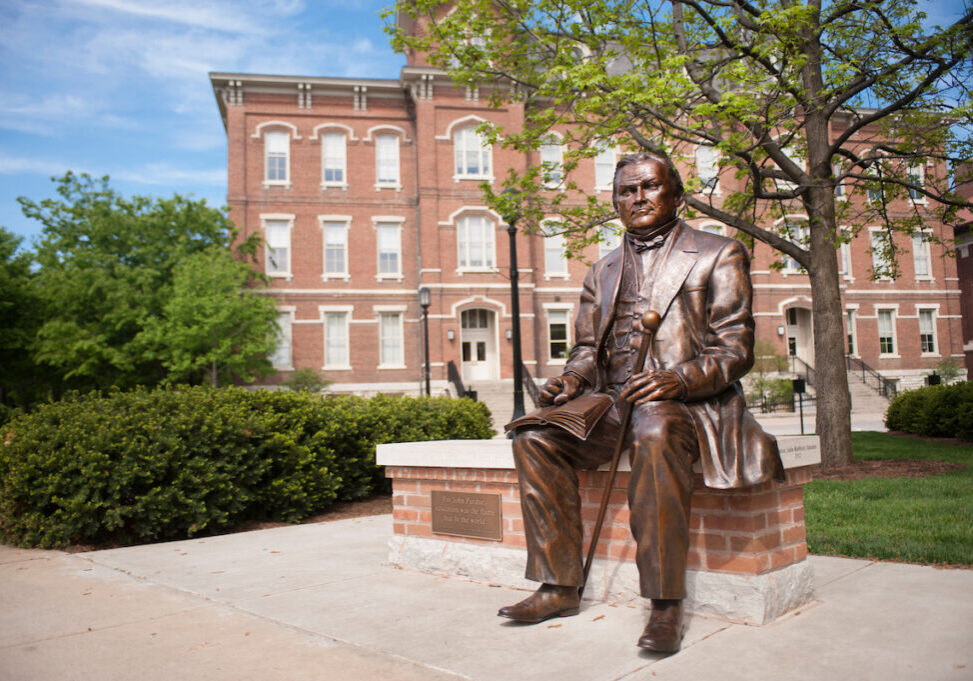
[387,465,812,577]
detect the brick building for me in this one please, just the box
[209,55,964,400]
[955,170,973,378]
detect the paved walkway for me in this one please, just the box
[2,514,971,681]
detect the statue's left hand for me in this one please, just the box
[620,370,684,405]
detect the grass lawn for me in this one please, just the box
[804,431,973,566]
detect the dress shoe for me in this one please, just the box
[497,584,580,623]
[637,599,684,653]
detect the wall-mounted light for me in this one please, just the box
[777,325,785,337]
[447,329,455,341]
[506,328,513,340]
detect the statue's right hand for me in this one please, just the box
[539,374,584,406]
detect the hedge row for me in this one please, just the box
[0,387,493,548]
[884,381,973,441]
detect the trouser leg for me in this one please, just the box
[511,423,617,587]
[626,401,699,600]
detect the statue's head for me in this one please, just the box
[612,153,684,236]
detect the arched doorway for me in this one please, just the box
[785,306,814,366]
[460,308,498,382]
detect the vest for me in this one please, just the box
[604,240,653,390]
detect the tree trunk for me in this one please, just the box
[804,127,854,467]
[210,360,218,387]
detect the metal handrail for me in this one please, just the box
[446,360,467,398]
[519,361,541,408]
[788,355,816,388]
[845,355,898,399]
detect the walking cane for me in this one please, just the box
[579,310,661,598]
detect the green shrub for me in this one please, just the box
[885,381,973,441]
[0,387,493,548]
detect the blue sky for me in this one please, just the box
[1,0,967,247]
[0,0,404,245]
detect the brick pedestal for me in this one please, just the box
[378,436,820,625]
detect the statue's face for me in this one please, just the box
[614,159,682,236]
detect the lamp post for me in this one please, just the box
[502,189,525,422]
[418,286,431,397]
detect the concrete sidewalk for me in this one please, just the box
[2,514,971,681]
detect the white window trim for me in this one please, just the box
[908,163,928,205]
[845,305,859,357]
[833,162,848,202]
[775,215,809,275]
[916,305,940,357]
[436,114,489,141]
[875,305,900,359]
[320,305,354,370]
[594,142,617,192]
[694,144,722,196]
[261,128,293,189]
[868,227,894,281]
[541,222,569,280]
[373,133,403,191]
[837,226,854,282]
[310,122,357,141]
[261,213,295,280]
[543,303,574,365]
[375,306,407,369]
[373,217,405,282]
[319,131,349,190]
[319,215,352,282]
[271,306,296,370]
[912,229,934,282]
[450,209,499,274]
[452,124,494,183]
[540,132,565,190]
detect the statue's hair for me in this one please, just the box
[612,152,685,201]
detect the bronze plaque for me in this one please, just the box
[430,490,502,541]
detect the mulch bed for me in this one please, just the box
[814,458,966,481]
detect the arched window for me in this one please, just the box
[540,135,564,188]
[264,130,290,185]
[456,214,496,269]
[454,126,491,179]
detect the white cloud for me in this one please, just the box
[113,163,226,187]
[0,153,85,176]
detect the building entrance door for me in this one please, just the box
[460,309,497,383]
[785,307,814,366]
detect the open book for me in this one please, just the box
[504,392,614,441]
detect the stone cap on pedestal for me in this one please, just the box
[377,435,820,471]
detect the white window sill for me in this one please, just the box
[878,353,901,359]
[374,182,402,191]
[453,174,494,183]
[378,364,408,370]
[322,273,351,282]
[920,352,941,358]
[273,364,295,371]
[323,364,353,371]
[320,182,348,190]
[842,275,855,283]
[456,267,499,275]
[375,274,404,282]
[595,186,613,193]
[263,181,291,189]
[267,272,294,281]
[544,273,570,281]
[914,276,934,282]
[547,358,568,366]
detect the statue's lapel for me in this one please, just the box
[596,243,627,344]
[648,222,698,320]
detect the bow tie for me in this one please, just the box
[628,234,667,253]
